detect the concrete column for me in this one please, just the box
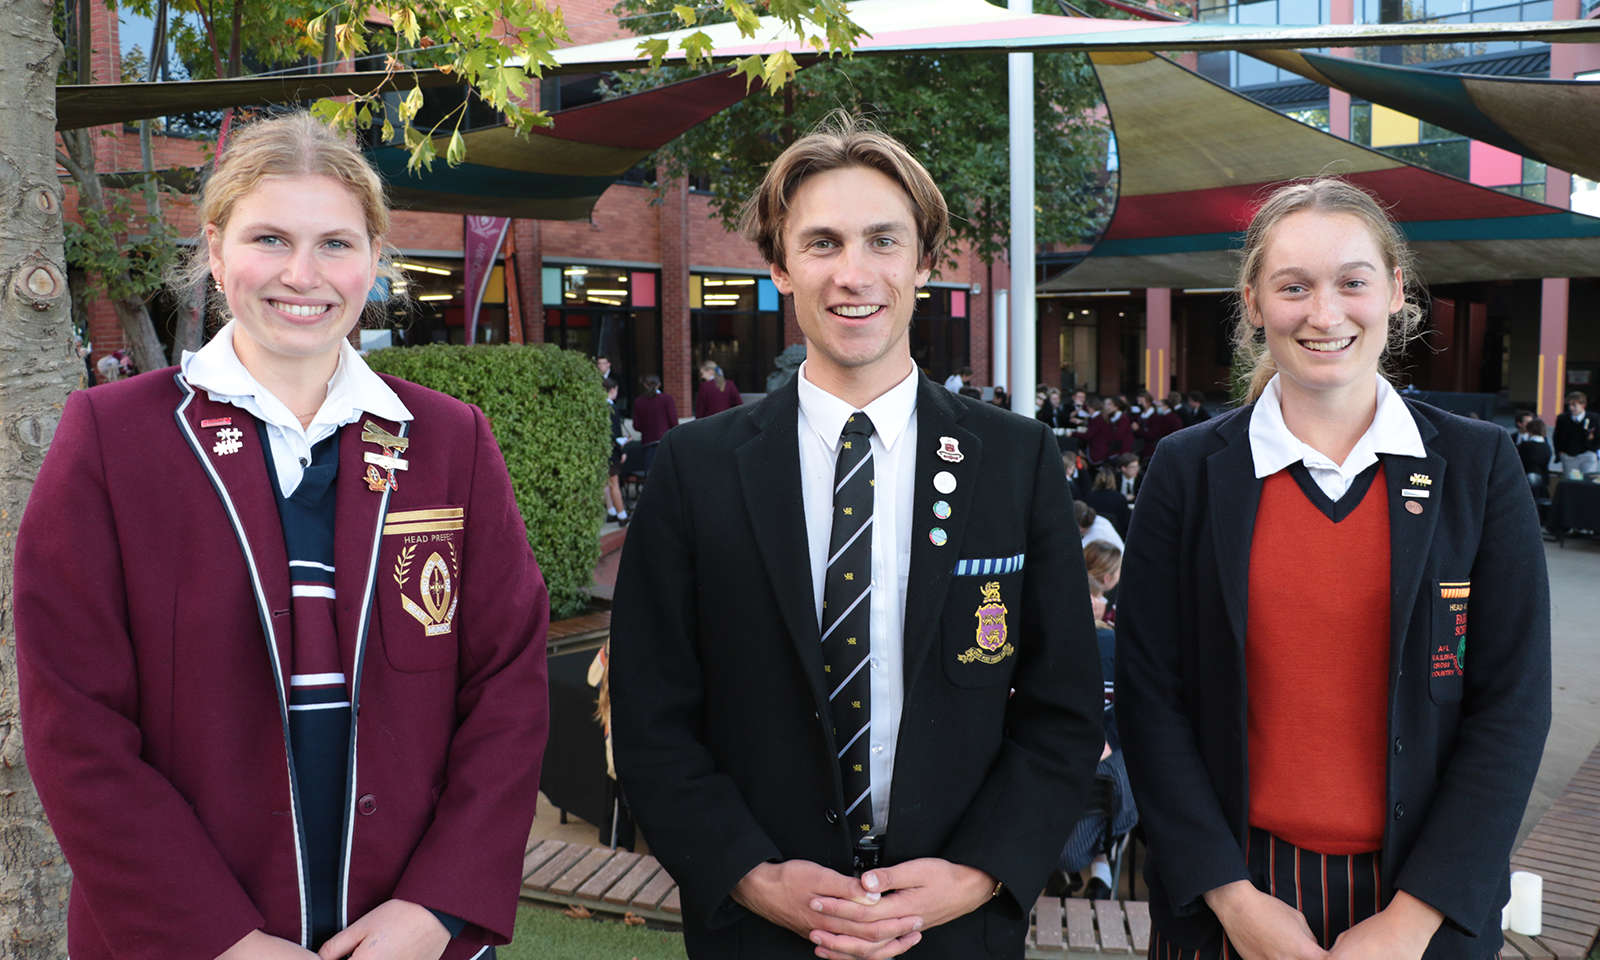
[1145,289,1172,396]
[1539,280,1570,422]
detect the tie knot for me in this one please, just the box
[841,412,876,441]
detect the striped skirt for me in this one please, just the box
[1149,827,1382,959]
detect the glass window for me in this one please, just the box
[690,273,783,398]
[388,256,509,347]
[1197,51,1232,85]
[544,262,662,414]
[909,288,970,383]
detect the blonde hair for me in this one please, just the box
[1083,540,1123,598]
[1232,177,1425,404]
[740,111,950,272]
[172,112,394,318]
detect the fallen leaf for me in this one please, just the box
[623,912,646,926]
[562,904,592,919]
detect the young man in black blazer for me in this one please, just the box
[610,117,1103,960]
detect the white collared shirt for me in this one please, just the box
[1249,373,1424,501]
[181,320,413,496]
[796,360,918,835]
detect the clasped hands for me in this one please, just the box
[1206,880,1442,960]
[733,857,996,960]
[217,899,449,960]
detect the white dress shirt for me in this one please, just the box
[181,320,413,496]
[797,361,918,835]
[1082,515,1125,553]
[1249,373,1424,501]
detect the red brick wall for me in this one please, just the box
[556,0,635,45]
[658,178,693,408]
[513,219,544,342]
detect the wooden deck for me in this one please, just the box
[521,743,1600,957]
[1509,740,1600,960]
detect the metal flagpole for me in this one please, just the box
[1008,0,1037,415]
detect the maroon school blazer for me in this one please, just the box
[16,369,549,960]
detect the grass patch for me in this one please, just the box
[501,902,689,960]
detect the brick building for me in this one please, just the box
[71,0,1001,419]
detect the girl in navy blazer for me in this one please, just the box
[16,113,549,960]
[1117,179,1549,960]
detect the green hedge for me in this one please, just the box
[365,343,609,620]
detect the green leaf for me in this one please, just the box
[446,128,466,166]
[637,36,670,67]
[731,54,765,92]
[672,3,697,25]
[679,29,714,66]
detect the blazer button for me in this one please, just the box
[825,808,838,824]
[358,794,378,816]
[1393,802,1405,820]
[1393,737,1403,755]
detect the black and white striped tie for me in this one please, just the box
[822,411,876,841]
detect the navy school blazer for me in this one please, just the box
[1115,399,1551,959]
[610,373,1105,959]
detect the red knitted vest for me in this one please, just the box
[1246,466,1390,855]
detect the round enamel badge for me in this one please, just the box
[929,527,948,547]
[932,500,952,520]
[933,471,957,494]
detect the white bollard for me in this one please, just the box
[1508,870,1543,936]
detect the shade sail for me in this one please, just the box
[544,0,1600,70]
[367,68,757,219]
[1251,50,1600,182]
[1042,50,1600,291]
[1081,0,1600,186]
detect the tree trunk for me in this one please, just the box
[0,0,78,953]
[58,129,168,374]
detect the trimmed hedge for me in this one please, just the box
[365,343,609,619]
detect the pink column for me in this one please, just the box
[1539,280,1569,422]
[1145,288,1172,395]
[1329,0,1354,140]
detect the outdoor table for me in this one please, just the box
[1550,479,1600,544]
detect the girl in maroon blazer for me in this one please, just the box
[16,113,549,960]
[693,359,742,418]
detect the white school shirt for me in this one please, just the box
[1248,373,1424,501]
[181,320,413,496]
[797,360,918,836]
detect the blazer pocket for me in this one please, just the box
[377,505,465,673]
[942,572,1022,688]
[1428,579,1469,704]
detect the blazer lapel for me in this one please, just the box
[1206,408,1262,655]
[901,380,981,695]
[1383,408,1445,681]
[734,381,830,715]
[174,377,294,695]
[334,415,406,685]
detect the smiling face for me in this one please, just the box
[1245,209,1402,411]
[207,174,379,382]
[771,165,929,403]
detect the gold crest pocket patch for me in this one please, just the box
[381,508,465,666]
[958,581,1015,665]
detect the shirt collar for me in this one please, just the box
[181,320,412,433]
[796,359,919,453]
[1249,372,1425,480]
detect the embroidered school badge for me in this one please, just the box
[958,581,1015,665]
[393,541,459,636]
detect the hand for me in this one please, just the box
[216,931,319,960]
[317,900,450,960]
[1328,891,1442,960]
[732,860,921,960]
[808,858,995,959]
[1204,880,1328,960]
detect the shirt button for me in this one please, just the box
[1393,802,1405,820]
[358,794,378,816]
[870,658,882,670]
[871,743,884,755]
[825,808,839,824]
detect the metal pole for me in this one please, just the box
[1008,0,1036,416]
[992,288,1009,391]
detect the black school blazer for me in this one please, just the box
[1116,399,1550,960]
[610,374,1104,959]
